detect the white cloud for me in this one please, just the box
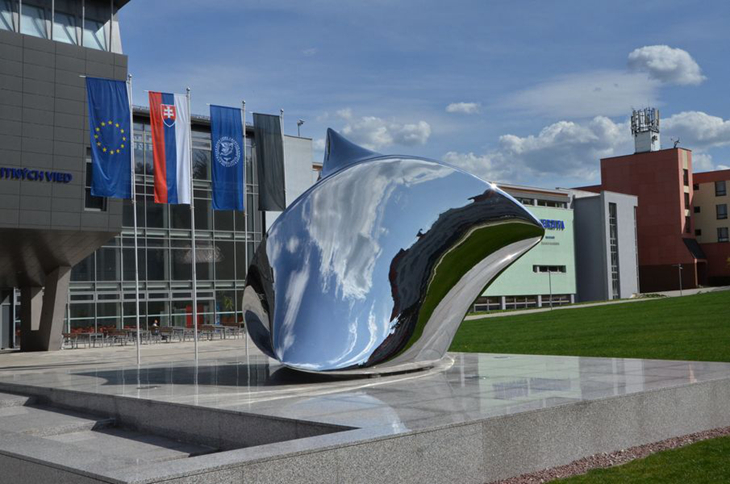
[628,45,705,86]
[444,116,632,183]
[446,102,480,114]
[302,47,318,56]
[336,108,353,120]
[503,70,659,118]
[313,138,326,151]
[339,114,431,150]
[718,165,730,170]
[662,111,730,151]
[444,110,730,182]
[691,152,715,172]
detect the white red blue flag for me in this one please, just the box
[149,91,191,204]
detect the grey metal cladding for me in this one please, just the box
[85,61,115,78]
[0,134,21,151]
[0,88,23,107]
[22,123,54,140]
[2,59,22,76]
[22,78,55,96]
[22,49,56,69]
[19,195,51,211]
[55,42,85,59]
[0,43,22,62]
[22,107,55,126]
[22,35,54,53]
[21,136,54,154]
[54,55,85,74]
[22,64,55,84]
[0,73,23,91]
[0,148,21,166]
[54,83,86,102]
[0,119,22,137]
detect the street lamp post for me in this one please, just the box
[548,269,553,310]
[673,263,683,296]
[297,119,304,137]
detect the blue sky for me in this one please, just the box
[119,0,730,188]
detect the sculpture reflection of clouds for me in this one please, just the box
[244,129,545,373]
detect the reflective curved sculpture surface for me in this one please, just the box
[243,129,544,374]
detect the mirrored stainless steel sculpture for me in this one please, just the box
[243,129,544,374]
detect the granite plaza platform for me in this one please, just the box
[0,340,729,483]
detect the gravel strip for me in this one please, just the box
[490,426,730,484]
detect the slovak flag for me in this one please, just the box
[149,91,191,204]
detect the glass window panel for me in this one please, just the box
[192,149,210,180]
[216,290,236,325]
[194,198,212,230]
[20,4,47,38]
[234,210,245,232]
[122,194,144,228]
[122,301,147,328]
[70,302,94,319]
[171,300,193,328]
[146,237,167,247]
[146,301,169,327]
[71,253,95,282]
[214,210,234,232]
[1,0,16,31]
[194,241,215,280]
[146,248,168,280]
[122,247,146,281]
[134,133,145,174]
[170,204,191,229]
[82,18,106,50]
[96,303,119,331]
[215,241,235,280]
[95,247,119,281]
[235,242,247,280]
[247,242,256,268]
[53,11,77,44]
[171,248,193,281]
[146,197,167,228]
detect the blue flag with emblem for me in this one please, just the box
[86,77,132,199]
[210,105,245,211]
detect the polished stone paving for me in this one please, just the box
[2,341,729,440]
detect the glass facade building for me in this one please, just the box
[0,0,122,52]
[66,110,263,332]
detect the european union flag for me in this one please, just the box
[86,77,132,199]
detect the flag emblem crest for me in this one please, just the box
[94,120,128,155]
[161,104,177,127]
[215,136,241,168]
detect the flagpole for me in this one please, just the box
[241,100,248,353]
[188,87,199,363]
[128,74,141,366]
[280,108,287,203]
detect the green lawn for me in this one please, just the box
[451,291,730,483]
[557,435,730,483]
[451,291,730,362]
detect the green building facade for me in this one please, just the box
[475,187,577,311]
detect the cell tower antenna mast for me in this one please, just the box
[631,107,661,153]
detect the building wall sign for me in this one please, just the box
[541,219,565,230]
[0,167,73,184]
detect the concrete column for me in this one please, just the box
[570,294,575,304]
[536,295,543,308]
[499,296,506,311]
[20,266,71,352]
[19,286,43,350]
